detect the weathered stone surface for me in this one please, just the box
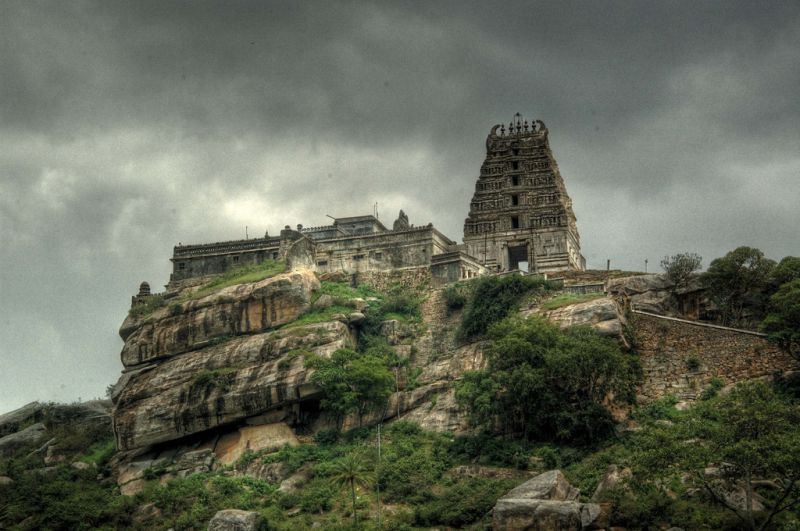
[634,313,797,402]
[113,320,350,450]
[592,464,632,502]
[237,460,291,483]
[0,475,13,486]
[311,294,333,310]
[493,470,604,531]
[174,448,215,477]
[493,500,602,531]
[120,270,319,367]
[0,402,44,437]
[607,274,677,315]
[347,312,365,325]
[0,423,47,456]
[207,509,265,531]
[215,423,299,466]
[501,470,580,502]
[538,296,623,337]
[278,464,313,493]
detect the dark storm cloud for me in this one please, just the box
[1,0,799,412]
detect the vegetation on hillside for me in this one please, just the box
[184,259,286,301]
[9,249,800,529]
[455,316,639,443]
[6,377,800,530]
[454,274,553,340]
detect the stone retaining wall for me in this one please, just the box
[634,313,797,401]
[353,267,432,293]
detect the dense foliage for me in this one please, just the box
[627,382,800,530]
[761,278,800,360]
[457,274,551,340]
[701,246,776,325]
[306,348,395,429]
[455,316,639,443]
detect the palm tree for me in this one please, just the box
[328,453,373,528]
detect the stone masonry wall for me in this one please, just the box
[353,267,432,293]
[634,313,797,402]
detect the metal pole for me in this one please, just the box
[377,423,382,530]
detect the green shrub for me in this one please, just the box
[442,282,471,311]
[191,367,238,392]
[685,354,701,371]
[458,274,551,340]
[318,280,382,300]
[630,395,680,423]
[455,317,638,444]
[699,377,724,400]
[448,432,533,470]
[298,480,335,513]
[413,476,516,527]
[128,294,166,318]
[314,429,341,445]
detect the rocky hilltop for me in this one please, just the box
[2,264,797,530]
[108,267,624,490]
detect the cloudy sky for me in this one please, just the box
[1,1,798,413]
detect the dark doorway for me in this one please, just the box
[508,245,529,272]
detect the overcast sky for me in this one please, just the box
[1,1,798,414]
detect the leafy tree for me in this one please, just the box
[761,278,800,360]
[328,453,374,527]
[768,256,800,292]
[660,252,702,287]
[633,382,800,531]
[701,246,776,325]
[455,316,638,443]
[306,348,394,429]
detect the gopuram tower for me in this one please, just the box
[463,115,585,273]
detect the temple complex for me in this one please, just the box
[159,117,584,293]
[463,116,585,273]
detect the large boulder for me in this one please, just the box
[493,470,604,531]
[0,402,45,437]
[113,320,350,450]
[540,296,623,337]
[0,423,47,457]
[607,274,678,315]
[207,509,265,531]
[119,270,319,367]
[500,470,580,502]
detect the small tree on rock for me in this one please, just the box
[660,252,702,288]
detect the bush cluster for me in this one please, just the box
[458,274,551,340]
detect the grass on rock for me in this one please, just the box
[540,291,606,311]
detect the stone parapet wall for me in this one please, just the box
[634,313,796,401]
[353,267,432,293]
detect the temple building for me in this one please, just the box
[463,116,585,273]
[163,117,584,290]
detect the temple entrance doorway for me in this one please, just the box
[508,245,529,272]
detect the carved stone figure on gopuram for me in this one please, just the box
[463,115,586,274]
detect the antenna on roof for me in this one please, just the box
[374,202,379,219]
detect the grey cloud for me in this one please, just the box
[1,0,799,413]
